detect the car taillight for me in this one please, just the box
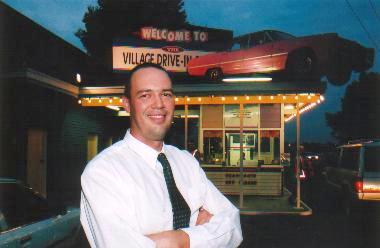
[354,177,363,193]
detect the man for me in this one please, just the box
[80,63,243,248]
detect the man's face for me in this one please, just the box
[124,67,175,147]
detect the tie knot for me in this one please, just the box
[157,153,168,164]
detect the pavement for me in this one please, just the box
[226,188,312,216]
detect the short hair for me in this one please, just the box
[124,63,171,98]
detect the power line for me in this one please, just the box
[368,0,380,23]
[344,0,379,50]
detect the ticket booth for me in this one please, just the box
[79,80,326,196]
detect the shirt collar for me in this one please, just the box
[123,129,165,169]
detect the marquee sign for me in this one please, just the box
[138,27,208,42]
[113,45,209,72]
[113,26,232,72]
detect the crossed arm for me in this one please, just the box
[146,208,213,248]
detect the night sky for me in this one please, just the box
[3,0,380,144]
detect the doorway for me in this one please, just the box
[27,128,47,197]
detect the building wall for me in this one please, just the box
[0,77,127,205]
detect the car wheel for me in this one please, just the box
[326,67,351,86]
[287,50,318,81]
[207,68,223,81]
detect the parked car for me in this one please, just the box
[187,30,374,85]
[0,178,81,247]
[322,140,380,215]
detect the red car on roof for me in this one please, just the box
[187,30,374,85]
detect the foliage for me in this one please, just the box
[325,72,380,143]
[76,0,187,65]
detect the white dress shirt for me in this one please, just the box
[80,130,243,248]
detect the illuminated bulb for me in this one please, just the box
[245,96,250,100]
[258,96,262,100]
[198,97,201,102]
[283,96,286,100]
[307,95,311,99]
[221,97,225,101]
[187,97,190,102]
[76,73,81,83]
[119,99,123,103]
[234,96,237,100]
[320,95,325,101]
[78,99,82,104]
[270,96,274,100]
[175,98,179,102]
[99,99,102,103]
[109,99,113,103]
[295,95,298,100]
[88,99,92,103]
[317,100,321,104]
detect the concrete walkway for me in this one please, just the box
[226,189,312,216]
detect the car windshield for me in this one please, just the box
[267,30,295,41]
[364,147,380,172]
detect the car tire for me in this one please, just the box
[286,49,318,81]
[206,68,223,82]
[326,67,351,86]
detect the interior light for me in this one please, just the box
[320,95,325,101]
[284,104,294,110]
[282,96,286,100]
[78,99,82,104]
[175,98,179,102]
[198,97,202,102]
[76,73,81,83]
[106,105,120,111]
[222,77,272,82]
[187,97,190,102]
[234,96,238,100]
[221,97,225,101]
[245,96,250,100]
[118,111,130,116]
[258,96,262,100]
[270,96,274,100]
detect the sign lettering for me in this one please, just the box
[113,46,209,72]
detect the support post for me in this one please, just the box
[239,103,244,208]
[296,102,301,209]
[184,104,188,150]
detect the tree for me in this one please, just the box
[76,0,187,66]
[325,72,380,143]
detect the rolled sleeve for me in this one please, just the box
[181,166,243,248]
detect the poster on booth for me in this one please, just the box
[113,45,209,72]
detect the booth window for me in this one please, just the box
[224,104,259,128]
[260,130,280,165]
[260,104,280,128]
[225,131,258,166]
[202,105,223,128]
[203,130,223,165]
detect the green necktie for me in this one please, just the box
[157,153,191,230]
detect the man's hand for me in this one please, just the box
[146,230,189,248]
[196,208,213,226]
